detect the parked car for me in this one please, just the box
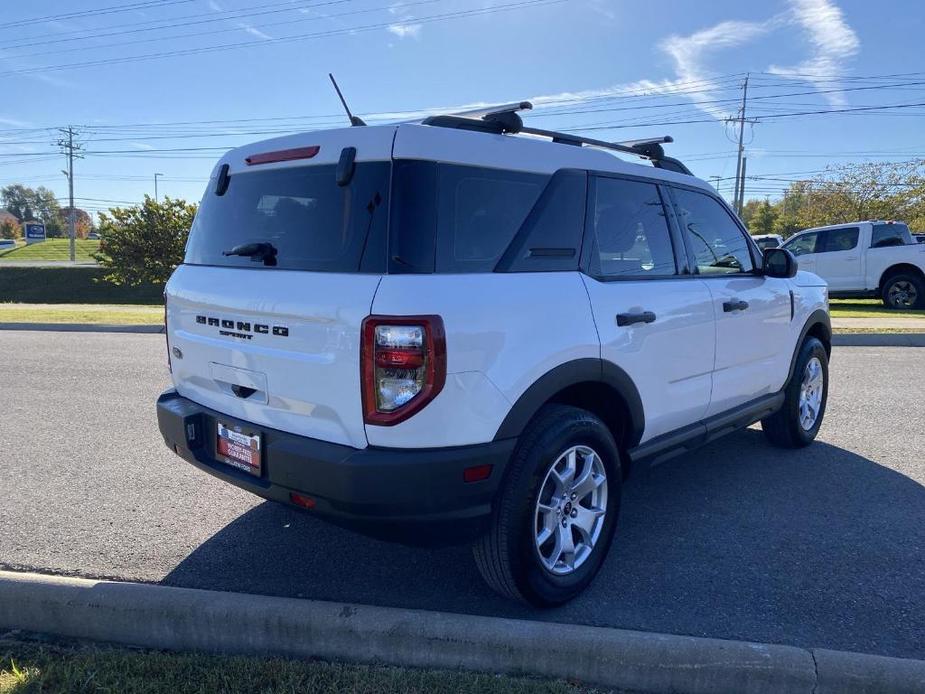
[914,233,925,244]
[782,221,925,309]
[87,232,100,240]
[752,233,783,250]
[156,103,831,606]
[0,239,16,250]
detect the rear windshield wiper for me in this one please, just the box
[222,241,278,266]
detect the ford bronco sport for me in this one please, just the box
[157,102,831,606]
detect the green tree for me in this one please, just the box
[748,199,778,236]
[739,199,762,229]
[0,219,20,239]
[0,184,63,235]
[93,196,197,286]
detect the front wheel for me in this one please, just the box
[762,336,828,448]
[473,405,621,607]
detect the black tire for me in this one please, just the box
[473,404,621,607]
[761,337,828,448]
[881,272,925,310]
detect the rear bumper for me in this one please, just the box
[156,390,515,546]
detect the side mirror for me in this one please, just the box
[763,248,798,278]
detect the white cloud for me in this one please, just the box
[659,18,781,118]
[129,142,155,150]
[0,116,32,128]
[363,1,860,125]
[238,22,273,40]
[387,23,422,39]
[208,0,223,11]
[769,0,859,104]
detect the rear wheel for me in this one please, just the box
[473,405,621,606]
[762,337,828,448]
[881,273,925,309]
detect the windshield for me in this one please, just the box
[184,162,390,272]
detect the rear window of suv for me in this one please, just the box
[184,162,390,272]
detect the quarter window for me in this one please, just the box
[871,223,912,248]
[589,177,676,278]
[672,188,754,274]
[435,166,546,272]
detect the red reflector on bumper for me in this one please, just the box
[463,464,493,483]
[289,492,316,509]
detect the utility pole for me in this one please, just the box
[737,157,748,216]
[154,172,163,202]
[727,74,756,217]
[56,126,82,262]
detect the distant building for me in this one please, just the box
[0,209,20,226]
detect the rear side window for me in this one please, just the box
[588,176,676,278]
[185,162,390,272]
[821,227,859,252]
[671,188,754,274]
[871,223,913,248]
[435,165,546,273]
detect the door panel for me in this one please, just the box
[783,231,820,275]
[703,276,793,415]
[667,186,791,415]
[815,227,861,291]
[584,278,716,442]
[582,176,715,444]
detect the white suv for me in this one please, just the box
[157,103,831,606]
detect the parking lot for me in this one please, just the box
[1,330,923,660]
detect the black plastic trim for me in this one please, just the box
[787,309,832,382]
[493,358,645,449]
[628,391,785,465]
[157,390,515,546]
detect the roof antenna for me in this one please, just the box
[329,73,366,127]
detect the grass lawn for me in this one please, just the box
[0,638,597,694]
[0,267,164,304]
[0,238,100,263]
[829,299,925,318]
[0,303,162,325]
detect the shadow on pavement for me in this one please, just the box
[164,428,925,659]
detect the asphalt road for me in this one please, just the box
[1,331,923,659]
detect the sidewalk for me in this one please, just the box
[832,316,925,331]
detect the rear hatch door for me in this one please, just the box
[165,128,394,448]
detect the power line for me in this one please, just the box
[0,0,194,31]
[0,0,566,78]
[2,0,360,56]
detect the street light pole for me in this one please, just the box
[154,173,164,202]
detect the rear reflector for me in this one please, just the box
[245,146,320,166]
[463,464,493,483]
[289,492,316,510]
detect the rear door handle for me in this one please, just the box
[723,299,749,313]
[617,311,657,326]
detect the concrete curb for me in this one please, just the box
[832,332,925,347]
[2,572,924,694]
[0,322,163,334]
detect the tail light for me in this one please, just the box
[164,295,171,372]
[362,315,446,426]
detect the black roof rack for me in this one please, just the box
[420,101,692,176]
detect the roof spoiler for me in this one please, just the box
[421,102,692,175]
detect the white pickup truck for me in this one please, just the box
[783,221,925,309]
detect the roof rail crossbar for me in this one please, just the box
[421,103,692,175]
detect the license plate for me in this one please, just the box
[216,422,262,476]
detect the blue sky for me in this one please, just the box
[0,0,923,217]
